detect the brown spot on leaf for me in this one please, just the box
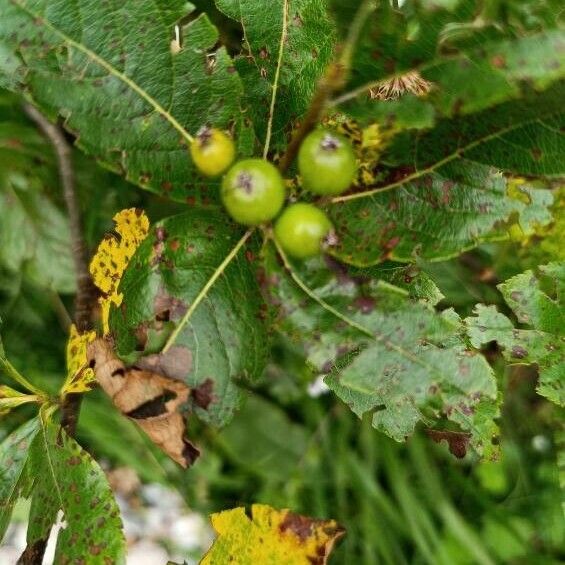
[491,54,506,68]
[425,429,471,458]
[154,287,188,321]
[511,345,528,359]
[136,346,192,381]
[191,378,215,409]
[279,512,314,542]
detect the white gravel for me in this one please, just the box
[0,480,214,565]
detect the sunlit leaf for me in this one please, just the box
[90,208,150,335]
[201,503,344,564]
[62,324,97,395]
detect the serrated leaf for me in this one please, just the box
[201,503,344,565]
[466,263,564,405]
[383,83,565,177]
[0,1,251,201]
[111,209,268,426]
[263,245,499,455]
[215,0,335,151]
[26,419,126,563]
[337,7,565,121]
[326,160,553,267]
[0,417,39,542]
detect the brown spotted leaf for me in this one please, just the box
[87,338,199,468]
[26,417,126,563]
[326,160,553,267]
[90,208,150,335]
[466,262,564,406]
[62,324,97,396]
[0,0,253,201]
[201,504,344,565]
[263,244,499,456]
[110,209,269,427]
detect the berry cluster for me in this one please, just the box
[190,126,357,259]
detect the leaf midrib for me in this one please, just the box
[12,0,194,144]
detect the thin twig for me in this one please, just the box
[24,103,95,334]
[277,0,377,173]
[20,103,94,564]
[48,289,73,332]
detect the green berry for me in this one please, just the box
[190,126,235,177]
[221,159,286,226]
[298,129,357,195]
[274,203,334,259]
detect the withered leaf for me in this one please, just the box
[86,338,199,468]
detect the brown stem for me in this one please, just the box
[277,0,376,173]
[278,63,346,173]
[16,538,48,565]
[23,104,95,333]
[20,104,95,563]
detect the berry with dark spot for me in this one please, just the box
[221,159,286,225]
[298,129,357,195]
[190,126,235,177]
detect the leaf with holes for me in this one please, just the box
[201,503,344,565]
[325,160,553,267]
[215,0,335,152]
[262,245,499,456]
[466,262,564,406]
[110,209,268,426]
[0,0,252,201]
[26,418,126,563]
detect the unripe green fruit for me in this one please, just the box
[190,126,235,177]
[298,129,357,195]
[221,159,286,226]
[274,203,333,259]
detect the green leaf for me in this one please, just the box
[263,245,499,455]
[217,395,309,480]
[27,418,126,563]
[336,8,564,119]
[111,209,268,426]
[466,262,564,405]
[0,111,75,292]
[326,160,553,267]
[0,1,251,201]
[383,83,565,178]
[0,417,39,542]
[420,31,564,117]
[215,0,335,152]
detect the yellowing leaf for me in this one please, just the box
[0,385,40,415]
[62,324,97,395]
[201,504,344,565]
[89,208,150,334]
